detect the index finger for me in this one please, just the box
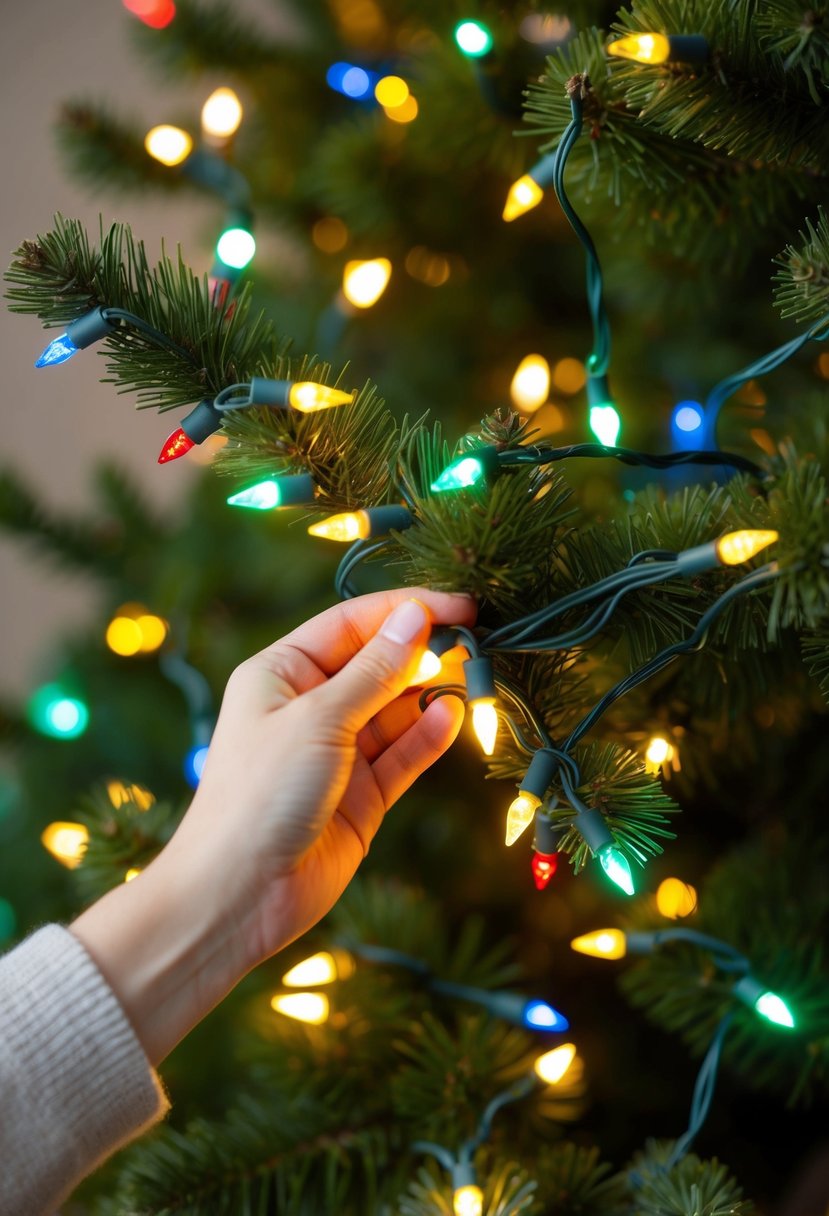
[272,588,476,677]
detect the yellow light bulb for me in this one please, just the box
[270,992,330,1024]
[454,1185,484,1216]
[502,174,544,222]
[607,32,671,64]
[552,357,587,394]
[41,822,89,869]
[312,216,349,254]
[106,616,144,657]
[534,1042,577,1084]
[200,87,243,139]
[342,258,392,308]
[288,383,355,412]
[124,867,142,883]
[384,94,418,123]
[505,792,540,846]
[136,614,168,654]
[715,530,779,566]
[282,950,355,987]
[107,781,155,810]
[510,354,551,412]
[656,877,698,919]
[570,929,627,960]
[471,699,498,756]
[374,75,409,108]
[144,124,193,166]
[307,511,369,542]
[409,650,443,685]
[644,735,674,773]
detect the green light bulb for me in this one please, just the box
[216,227,256,270]
[227,479,280,510]
[589,403,621,447]
[598,843,634,895]
[28,684,89,740]
[755,991,795,1029]
[430,455,486,493]
[454,19,493,56]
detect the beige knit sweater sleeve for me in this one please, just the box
[0,924,170,1216]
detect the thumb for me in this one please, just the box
[317,598,432,733]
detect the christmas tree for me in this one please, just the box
[2,0,829,1211]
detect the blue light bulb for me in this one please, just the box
[671,400,704,448]
[35,333,78,368]
[184,744,210,788]
[326,62,374,99]
[522,999,569,1031]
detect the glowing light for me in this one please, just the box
[0,897,16,942]
[598,843,634,895]
[282,950,355,987]
[325,62,375,98]
[41,822,89,869]
[454,19,493,57]
[308,512,369,542]
[523,998,568,1030]
[409,650,443,684]
[531,851,558,890]
[216,227,256,270]
[405,247,450,286]
[431,455,486,493]
[122,0,176,28]
[570,929,627,960]
[505,792,539,846]
[201,87,243,139]
[270,991,330,1024]
[144,124,193,166]
[589,403,621,446]
[645,735,674,773]
[288,382,355,412]
[656,877,698,919]
[158,427,195,464]
[106,617,143,657]
[106,606,168,656]
[136,614,168,653]
[35,334,78,368]
[342,258,392,308]
[715,530,778,566]
[754,991,795,1029]
[520,13,571,44]
[534,1042,577,1084]
[184,744,210,788]
[453,1186,484,1216]
[607,32,671,64]
[312,216,348,253]
[673,401,704,433]
[375,76,409,108]
[124,867,142,883]
[384,94,418,123]
[502,174,544,222]
[28,685,89,739]
[510,354,550,412]
[552,357,586,394]
[107,781,155,811]
[471,700,498,756]
[227,479,280,510]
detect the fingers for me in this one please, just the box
[357,693,422,764]
[370,695,465,809]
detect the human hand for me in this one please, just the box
[71,589,475,1064]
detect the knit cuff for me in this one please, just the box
[0,924,169,1216]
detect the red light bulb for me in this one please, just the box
[531,851,558,891]
[122,0,176,29]
[158,427,195,464]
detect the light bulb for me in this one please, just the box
[523,998,568,1030]
[534,1042,577,1084]
[531,851,558,890]
[607,32,671,64]
[41,822,89,869]
[672,400,704,435]
[505,792,540,846]
[409,650,443,684]
[122,0,176,28]
[715,530,778,566]
[453,1185,484,1216]
[510,354,550,411]
[227,479,280,510]
[598,843,634,895]
[28,685,89,739]
[502,174,544,222]
[656,877,698,919]
[184,744,210,788]
[35,333,78,368]
[307,512,369,542]
[106,616,144,657]
[124,867,142,883]
[431,455,486,493]
[144,124,193,166]
[645,735,675,773]
[201,87,243,139]
[374,75,409,108]
[471,699,498,756]
[107,781,155,810]
[326,63,375,99]
[754,991,795,1029]
[270,992,330,1024]
[589,403,622,446]
[384,94,418,123]
[282,950,355,987]
[216,227,256,270]
[136,614,168,654]
[158,427,195,464]
[288,382,355,412]
[454,19,493,57]
[570,929,627,960]
[342,258,392,308]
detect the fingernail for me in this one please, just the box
[381,598,428,645]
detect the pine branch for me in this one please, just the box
[773,206,829,325]
[801,627,829,701]
[71,784,180,903]
[399,1160,537,1216]
[626,1142,752,1216]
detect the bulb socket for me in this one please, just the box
[463,655,496,702]
[532,810,563,855]
[451,1163,478,1191]
[363,505,413,535]
[180,399,224,444]
[521,749,560,801]
[667,34,709,63]
[67,307,115,350]
[574,807,613,853]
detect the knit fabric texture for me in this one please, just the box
[0,924,169,1216]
